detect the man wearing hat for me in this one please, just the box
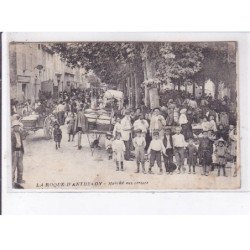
[74,106,88,150]
[121,110,132,160]
[147,130,166,174]
[11,120,25,185]
[149,108,166,139]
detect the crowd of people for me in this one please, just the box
[107,99,237,177]
[10,87,238,187]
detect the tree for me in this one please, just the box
[192,42,237,100]
[155,42,204,92]
[50,41,236,108]
[51,42,128,86]
[86,70,101,87]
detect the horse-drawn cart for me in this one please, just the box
[85,108,114,155]
[21,113,57,139]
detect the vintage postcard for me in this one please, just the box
[8,39,240,190]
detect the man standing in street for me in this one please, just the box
[172,127,187,174]
[150,108,166,139]
[121,110,132,161]
[11,120,25,186]
[74,105,87,150]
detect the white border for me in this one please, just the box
[2,32,250,214]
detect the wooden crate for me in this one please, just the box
[22,119,37,128]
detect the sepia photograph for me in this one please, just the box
[8,40,239,190]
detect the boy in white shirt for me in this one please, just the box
[147,131,166,174]
[172,127,187,174]
[133,129,146,174]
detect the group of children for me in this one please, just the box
[105,127,236,177]
[52,110,236,177]
[52,111,78,150]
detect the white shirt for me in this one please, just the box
[208,120,217,132]
[150,115,166,132]
[112,139,125,152]
[179,114,188,125]
[172,133,187,148]
[133,119,149,133]
[202,121,211,132]
[113,122,122,136]
[105,138,113,149]
[147,139,166,154]
[188,100,198,109]
[56,104,65,112]
[121,116,132,141]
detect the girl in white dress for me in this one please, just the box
[112,132,126,171]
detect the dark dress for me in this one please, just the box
[53,128,62,142]
[162,134,175,172]
[186,144,198,166]
[198,137,213,166]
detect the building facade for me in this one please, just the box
[9,43,88,103]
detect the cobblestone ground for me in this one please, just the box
[20,125,240,190]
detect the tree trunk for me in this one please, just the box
[178,82,181,91]
[142,43,160,108]
[193,82,196,96]
[214,81,219,100]
[202,81,205,95]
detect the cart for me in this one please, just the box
[85,109,113,156]
[21,113,57,139]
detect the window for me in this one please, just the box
[22,53,26,71]
[29,54,33,70]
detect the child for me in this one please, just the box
[53,122,62,150]
[112,132,125,171]
[215,138,228,177]
[172,127,187,174]
[147,130,166,175]
[105,132,113,160]
[208,115,217,132]
[133,129,146,174]
[65,112,75,142]
[162,128,174,174]
[198,131,213,176]
[186,138,198,174]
